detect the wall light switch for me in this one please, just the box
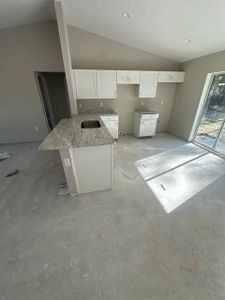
[79,103,82,108]
[64,158,71,167]
[141,102,144,106]
[161,101,164,105]
[100,102,103,107]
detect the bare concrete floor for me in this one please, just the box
[0,133,225,300]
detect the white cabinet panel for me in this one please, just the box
[100,115,119,139]
[74,69,185,100]
[158,71,170,82]
[117,70,141,84]
[139,71,159,98]
[158,71,185,83]
[74,69,97,99]
[103,121,118,139]
[71,145,113,194]
[169,71,185,82]
[97,70,117,98]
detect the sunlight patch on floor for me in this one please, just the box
[135,144,225,213]
[135,143,207,181]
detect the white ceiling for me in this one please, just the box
[1,0,225,62]
[62,0,225,62]
[0,0,54,29]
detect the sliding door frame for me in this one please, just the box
[191,71,225,157]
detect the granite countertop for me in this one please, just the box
[80,109,117,115]
[135,108,158,114]
[39,114,115,151]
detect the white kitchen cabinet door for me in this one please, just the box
[74,69,97,99]
[117,70,141,84]
[97,70,117,98]
[71,145,113,194]
[158,71,170,82]
[158,71,185,83]
[169,71,185,83]
[139,71,159,98]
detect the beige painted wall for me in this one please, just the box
[169,50,225,141]
[78,84,177,134]
[0,21,64,144]
[68,26,181,133]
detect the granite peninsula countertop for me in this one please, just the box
[80,109,118,115]
[135,108,158,114]
[39,113,115,151]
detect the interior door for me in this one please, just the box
[194,73,225,154]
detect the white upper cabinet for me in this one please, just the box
[74,69,185,100]
[139,71,159,98]
[97,70,117,98]
[117,70,141,84]
[74,69,97,99]
[169,71,185,82]
[158,71,170,82]
[158,71,185,83]
[74,69,117,99]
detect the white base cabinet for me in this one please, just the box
[100,115,119,139]
[60,144,113,195]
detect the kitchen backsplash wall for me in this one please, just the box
[78,84,177,134]
[68,25,181,133]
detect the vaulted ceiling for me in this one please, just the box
[0,0,54,29]
[1,0,225,62]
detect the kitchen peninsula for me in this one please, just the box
[39,113,115,195]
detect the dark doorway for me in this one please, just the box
[36,72,71,131]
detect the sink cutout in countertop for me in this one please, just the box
[81,120,101,129]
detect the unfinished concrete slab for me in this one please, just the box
[135,143,207,180]
[147,153,225,213]
[0,134,225,300]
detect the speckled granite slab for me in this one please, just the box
[39,114,115,151]
[135,108,158,114]
[80,109,117,115]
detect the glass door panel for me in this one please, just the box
[215,123,225,155]
[195,74,225,149]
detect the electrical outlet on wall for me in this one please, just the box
[64,158,71,167]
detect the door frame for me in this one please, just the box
[190,71,225,157]
[35,72,55,131]
[35,71,71,132]
[62,73,72,117]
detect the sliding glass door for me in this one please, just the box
[194,73,225,156]
[214,124,225,155]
